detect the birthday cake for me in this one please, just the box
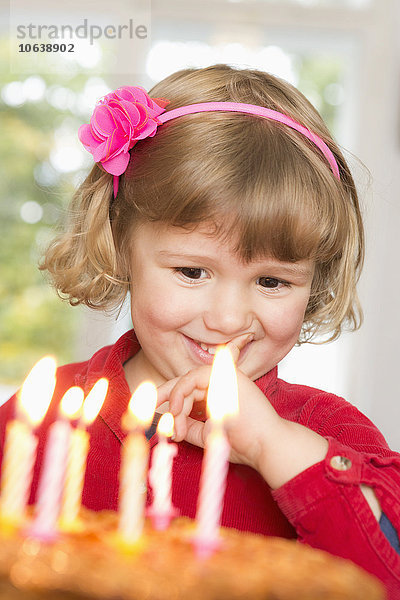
[0,509,385,600]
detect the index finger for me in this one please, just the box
[156,377,180,408]
[168,365,212,416]
[226,332,254,362]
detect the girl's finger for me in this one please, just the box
[184,417,206,448]
[159,333,252,411]
[180,417,246,465]
[226,332,254,363]
[173,388,207,440]
[182,416,214,449]
[168,366,211,415]
[156,377,180,408]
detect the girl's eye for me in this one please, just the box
[257,277,288,291]
[176,267,206,281]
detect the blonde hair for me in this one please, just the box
[41,64,364,343]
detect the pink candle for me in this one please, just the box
[148,412,178,530]
[28,386,84,541]
[194,426,230,556]
[0,356,56,528]
[193,347,239,558]
[29,420,71,541]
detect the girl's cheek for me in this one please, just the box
[132,288,189,330]
[265,301,307,340]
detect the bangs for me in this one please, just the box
[213,157,348,265]
[123,113,347,265]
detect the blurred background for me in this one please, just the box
[1,0,399,449]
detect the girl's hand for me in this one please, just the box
[156,334,282,473]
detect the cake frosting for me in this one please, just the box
[0,510,385,600]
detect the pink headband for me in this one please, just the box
[78,85,340,198]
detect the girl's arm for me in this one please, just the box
[255,417,382,520]
[158,367,400,600]
[159,364,381,520]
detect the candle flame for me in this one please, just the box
[60,387,84,419]
[18,356,57,426]
[157,412,174,438]
[207,346,239,423]
[82,378,108,425]
[128,381,157,427]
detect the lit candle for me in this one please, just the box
[60,379,108,530]
[28,386,85,541]
[118,381,157,547]
[0,356,56,529]
[148,412,178,530]
[193,346,239,557]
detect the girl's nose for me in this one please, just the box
[202,286,253,337]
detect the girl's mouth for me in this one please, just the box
[182,335,219,364]
[181,334,252,365]
[196,340,218,355]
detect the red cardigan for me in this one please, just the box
[1,330,400,597]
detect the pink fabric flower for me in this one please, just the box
[78,86,170,176]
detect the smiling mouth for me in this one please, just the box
[195,341,219,355]
[183,334,253,362]
[188,336,248,356]
[183,334,226,356]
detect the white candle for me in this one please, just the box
[0,421,38,526]
[148,412,178,530]
[118,381,157,546]
[60,427,88,529]
[119,432,148,544]
[194,347,239,557]
[0,356,56,528]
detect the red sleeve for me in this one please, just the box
[271,394,400,600]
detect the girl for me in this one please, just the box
[1,64,400,597]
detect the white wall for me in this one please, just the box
[266,0,400,450]
[345,0,400,450]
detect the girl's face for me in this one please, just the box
[127,222,314,386]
